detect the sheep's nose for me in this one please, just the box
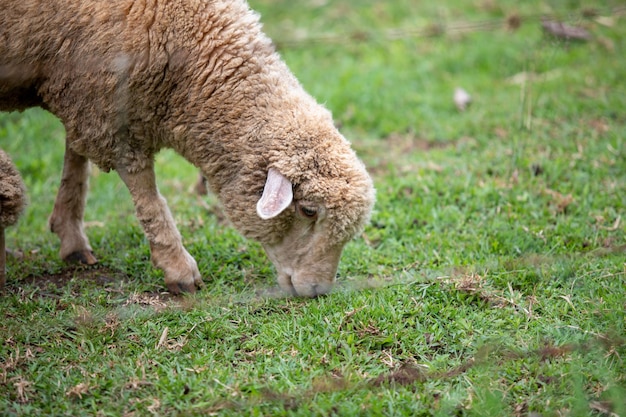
[276,272,335,297]
[311,282,333,297]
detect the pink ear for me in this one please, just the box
[256,168,293,219]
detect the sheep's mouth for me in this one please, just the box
[277,273,333,298]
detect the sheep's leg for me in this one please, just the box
[116,162,204,294]
[49,145,97,265]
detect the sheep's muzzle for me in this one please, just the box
[277,272,335,298]
[264,242,343,298]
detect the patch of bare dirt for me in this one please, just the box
[8,265,127,299]
[370,362,427,387]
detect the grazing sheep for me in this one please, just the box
[0,150,26,291]
[0,0,375,296]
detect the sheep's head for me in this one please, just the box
[208,92,375,296]
[256,150,374,297]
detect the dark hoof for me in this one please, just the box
[64,250,98,265]
[167,281,199,295]
[168,277,204,295]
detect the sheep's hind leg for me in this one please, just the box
[116,161,204,294]
[49,145,97,265]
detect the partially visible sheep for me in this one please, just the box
[0,0,375,296]
[0,150,26,291]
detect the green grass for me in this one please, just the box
[1,0,625,415]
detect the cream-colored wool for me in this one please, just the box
[0,0,375,296]
[0,150,26,291]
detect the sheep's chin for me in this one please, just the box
[277,272,334,298]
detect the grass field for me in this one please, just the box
[1,0,625,415]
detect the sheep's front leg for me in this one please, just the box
[116,162,204,294]
[49,145,97,265]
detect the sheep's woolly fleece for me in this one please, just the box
[0,0,375,295]
[1,0,374,245]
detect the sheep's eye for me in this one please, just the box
[298,205,318,219]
